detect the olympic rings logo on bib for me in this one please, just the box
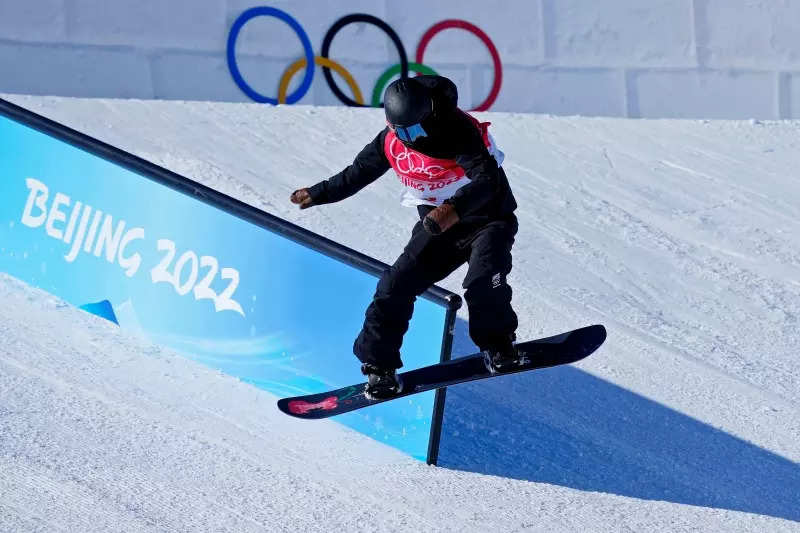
[388,137,455,181]
[226,8,503,111]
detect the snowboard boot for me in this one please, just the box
[361,363,404,400]
[482,335,525,374]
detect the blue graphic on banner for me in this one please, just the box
[79,300,119,324]
[0,114,448,460]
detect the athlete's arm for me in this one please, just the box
[305,129,391,206]
[446,141,502,217]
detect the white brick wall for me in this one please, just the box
[0,0,798,119]
[150,52,247,102]
[0,1,67,43]
[489,67,626,116]
[543,0,696,67]
[630,69,777,119]
[787,73,800,118]
[0,41,153,98]
[696,0,800,69]
[67,0,227,51]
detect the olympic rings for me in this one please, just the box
[227,7,314,105]
[226,10,503,110]
[279,57,365,105]
[320,14,409,108]
[417,20,502,112]
[371,62,439,108]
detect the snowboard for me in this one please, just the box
[277,324,606,419]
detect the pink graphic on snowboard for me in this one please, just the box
[288,396,339,414]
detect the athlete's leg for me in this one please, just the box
[354,221,467,369]
[462,216,519,352]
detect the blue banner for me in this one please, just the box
[0,108,452,461]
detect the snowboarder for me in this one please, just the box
[290,75,520,399]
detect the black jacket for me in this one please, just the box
[307,76,517,223]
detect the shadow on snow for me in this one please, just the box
[437,318,800,523]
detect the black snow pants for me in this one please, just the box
[354,211,518,369]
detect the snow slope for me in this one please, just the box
[1,94,799,531]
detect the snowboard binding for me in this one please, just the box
[482,345,529,374]
[361,363,404,400]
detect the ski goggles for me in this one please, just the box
[390,122,428,143]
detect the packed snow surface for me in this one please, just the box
[1,95,799,532]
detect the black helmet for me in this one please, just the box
[384,78,433,128]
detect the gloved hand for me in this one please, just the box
[290,188,313,210]
[423,203,459,235]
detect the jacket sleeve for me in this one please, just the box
[307,129,391,205]
[445,145,502,217]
